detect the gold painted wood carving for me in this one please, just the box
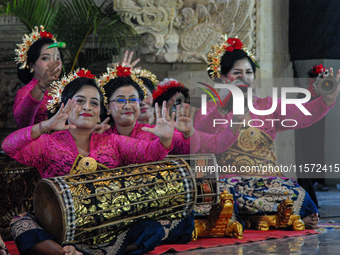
[192,190,243,240]
[245,198,305,231]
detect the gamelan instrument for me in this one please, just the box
[166,154,220,207]
[34,158,197,245]
[0,151,41,239]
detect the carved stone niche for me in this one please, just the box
[114,0,256,63]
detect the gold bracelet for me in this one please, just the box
[39,122,47,134]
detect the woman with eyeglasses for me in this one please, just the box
[2,68,178,255]
[98,65,199,155]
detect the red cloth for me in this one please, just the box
[6,230,318,255]
[4,241,19,255]
[146,229,318,254]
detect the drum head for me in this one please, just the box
[34,179,66,244]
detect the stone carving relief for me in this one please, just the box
[114,0,256,63]
[0,16,27,129]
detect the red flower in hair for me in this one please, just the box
[307,64,326,78]
[152,80,189,107]
[40,30,54,39]
[153,84,170,100]
[116,65,131,77]
[314,64,325,74]
[76,69,95,79]
[225,38,244,52]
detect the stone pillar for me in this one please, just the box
[294,59,340,185]
[255,0,294,175]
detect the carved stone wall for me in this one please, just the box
[114,0,256,63]
[0,16,27,131]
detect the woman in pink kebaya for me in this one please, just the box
[193,36,340,229]
[13,26,63,128]
[2,69,180,255]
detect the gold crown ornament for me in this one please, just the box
[134,68,159,88]
[47,68,107,113]
[207,35,259,79]
[14,25,57,69]
[97,64,148,98]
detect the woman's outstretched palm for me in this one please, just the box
[142,101,175,148]
[174,103,192,134]
[45,99,77,132]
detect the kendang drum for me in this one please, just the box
[34,158,196,245]
[166,154,220,216]
[0,151,41,239]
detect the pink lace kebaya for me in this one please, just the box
[194,96,333,142]
[2,126,172,178]
[107,122,190,155]
[13,78,51,128]
[107,121,238,155]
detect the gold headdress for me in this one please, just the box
[15,25,57,69]
[134,69,159,88]
[207,35,259,79]
[97,64,148,98]
[47,68,107,113]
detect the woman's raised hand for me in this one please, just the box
[42,99,77,133]
[119,50,140,69]
[174,103,194,138]
[94,117,111,134]
[141,101,175,148]
[39,61,61,91]
[322,68,340,107]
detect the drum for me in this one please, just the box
[34,158,196,245]
[0,152,41,239]
[166,154,220,216]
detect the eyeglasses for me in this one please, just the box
[109,98,141,105]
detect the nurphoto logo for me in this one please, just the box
[198,81,312,128]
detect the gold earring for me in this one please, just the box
[97,117,101,123]
[30,67,34,73]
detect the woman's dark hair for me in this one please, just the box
[153,80,189,107]
[103,76,144,124]
[140,77,155,95]
[47,77,105,119]
[104,76,145,101]
[17,38,64,84]
[217,49,256,77]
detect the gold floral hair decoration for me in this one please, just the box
[134,68,159,88]
[97,64,148,99]
[207,35,259,79]
[47,68,107,113]
[15,25,57,69]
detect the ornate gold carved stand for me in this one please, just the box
[192,190,244,240]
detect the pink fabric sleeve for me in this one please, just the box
[168,130,190,155]
[1,126,46,168]
[193,101,224,132]
[192,101,239,153]
[13,78,49,128]
[102,133,173,165]
[130,123,189,156]
[2,128,83,178]
[273,96,332,131]
[194,129,238,154]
